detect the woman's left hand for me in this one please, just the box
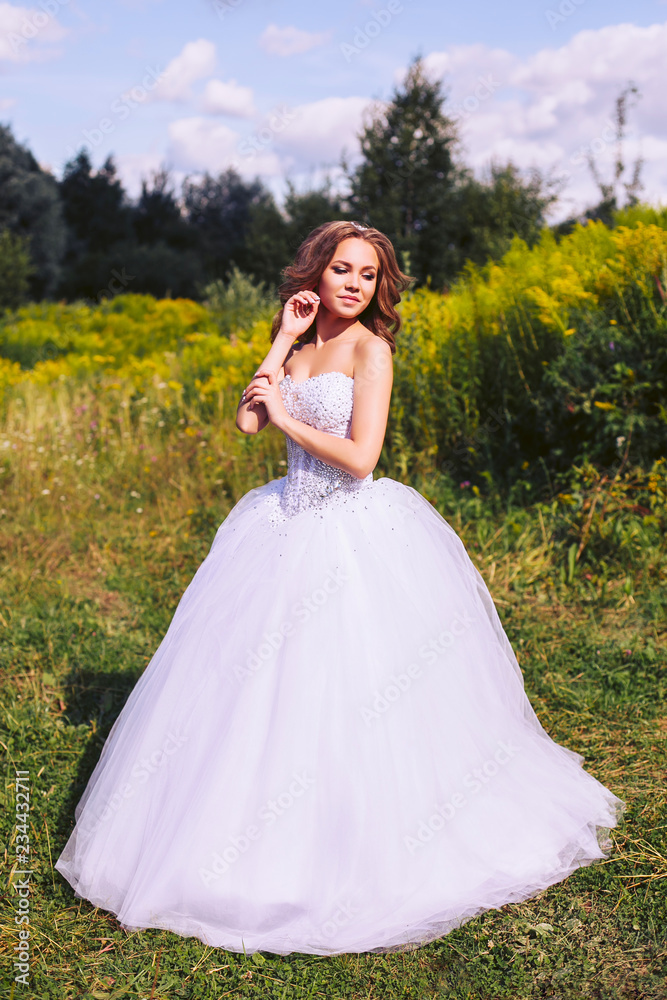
[242,371,288,428]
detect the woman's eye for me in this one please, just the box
[331,266,375,279]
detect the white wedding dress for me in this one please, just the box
[56,371,625,955]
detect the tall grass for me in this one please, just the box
[0,381,665,997]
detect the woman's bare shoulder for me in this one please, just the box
[353,332,393,383]
[353,330,392,362]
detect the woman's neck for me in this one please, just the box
[313,311,364,346]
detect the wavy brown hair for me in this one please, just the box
[270,221,413,354]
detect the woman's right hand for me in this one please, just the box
[279,290,320,340]
[242,368,272,410]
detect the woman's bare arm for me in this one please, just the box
[236,291,320,435]
[235,331,293,435]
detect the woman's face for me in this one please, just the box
[316,237,379,319]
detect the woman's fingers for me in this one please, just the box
[279,289,320,339]
[289,291,320,311]
[243,370,273,404]
[248,371,275,390]
[244,377,274,403]
[248,384,270,400]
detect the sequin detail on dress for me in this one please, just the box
[265,372,373,525]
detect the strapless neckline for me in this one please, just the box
[280,371,354,387]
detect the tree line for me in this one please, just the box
[0,58,642,310]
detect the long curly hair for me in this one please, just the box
[270,221,413,354]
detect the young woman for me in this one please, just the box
[56,221,625,956]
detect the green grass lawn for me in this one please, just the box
[1,402,666,999]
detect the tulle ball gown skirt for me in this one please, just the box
[55,476,625,955]
[55,374,625,956]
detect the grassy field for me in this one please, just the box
[1,373,665,999]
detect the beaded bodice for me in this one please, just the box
[276,372,373,517]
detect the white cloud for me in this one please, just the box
[511,22,667,92]
[276,95,369,164]
[259,24,329,57]
[421,44,516,97]
[0,96,16,109]
[150,39,216,102]
[166,115,284,179]
[419,21,667,220]
[200,78,255,118]
[168,114,285,180]
[0,1,68,63]
[168,116,239,171]
[164,95,368,182]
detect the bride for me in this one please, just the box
[55,220,625,956]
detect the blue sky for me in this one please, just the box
[1,0,666,220]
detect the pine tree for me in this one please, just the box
[346,57,461,287]
[183,168,270,281]
[59,150,132,257]
[57,150,135,299]
[134,168,193,248]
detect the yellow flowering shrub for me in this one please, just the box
[1,217,666,490]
